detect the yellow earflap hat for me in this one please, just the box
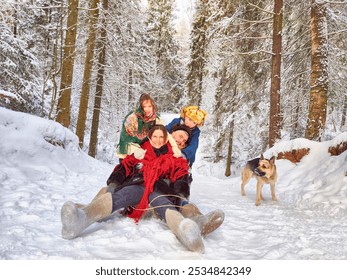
[180,106,207,127]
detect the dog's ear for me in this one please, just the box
[269,156,275,163]
[260,154,264,160]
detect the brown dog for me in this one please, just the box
[241,154,278,206]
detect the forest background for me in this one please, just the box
[1,0,347,173]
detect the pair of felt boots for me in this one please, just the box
[61,189,224,253]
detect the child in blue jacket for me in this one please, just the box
[166,106,207,167]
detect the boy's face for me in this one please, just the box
[184,116,197,128]
[172,130,189,150]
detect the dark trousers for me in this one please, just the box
[110,184,177,221]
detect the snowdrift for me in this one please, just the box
[267,134,347,217]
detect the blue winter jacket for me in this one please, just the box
[166,117,200,166]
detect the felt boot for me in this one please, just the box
[75,186,108,209]
[180,203,224,237]
[165,209,204,253]
[61,192,113,239]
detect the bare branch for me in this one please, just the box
[231,49,274,56]
[246,1,274,15]
[327,1,347,4]
[327,28,347,37]
[237,16,273,24]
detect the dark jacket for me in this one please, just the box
[107,141,191,205]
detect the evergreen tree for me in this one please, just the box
[94,0,152,160]
[209,0,271,170]
[76,0,100,148]
[56,0,79,128]
[89,0,108,158]
[0,21,40,114]
[269,0,283,147]
[280,0,311,139]
[187,0,211,106]
[305,0,328,140]
[146,0,183,111]
[325,2,347,132]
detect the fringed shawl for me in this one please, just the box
[121,140,188,222]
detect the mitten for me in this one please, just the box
[134,148,146,159]
[135,162,143,170]
[173,174,191,198]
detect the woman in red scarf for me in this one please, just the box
[61,125,205,253]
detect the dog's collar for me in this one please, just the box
[254,168,266,177]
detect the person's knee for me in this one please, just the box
[173,175,190,198]
[111,185,144,212]
[107,164,126,187]
[149,193,176,221]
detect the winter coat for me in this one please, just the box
[166,117,200,166]
[107,140,190,221]
[117,107,163,158]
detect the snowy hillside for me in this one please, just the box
[0,107,346,260]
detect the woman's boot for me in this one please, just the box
[61,192,113,239]
[180,203,224,237]
[165,209,204,253]
[75,187,108,209]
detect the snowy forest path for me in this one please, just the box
[191,173,347,259]
[1,157,346,259]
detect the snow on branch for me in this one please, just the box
[0,90,17,100]
[246,1,274,16]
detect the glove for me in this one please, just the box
[134,148,146,159]
[135,162,143,170]
[172,147,182,158]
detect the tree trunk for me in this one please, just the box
[225,84,237,177]
[76,0,100,148]
[128,68,133,105]
[88,0,108,158]
[48,2,64,120]
[225,124,234,177]
[341,95,347,129]
[305,0,328,140]
[56,0,79,128]
[269,0,283,147]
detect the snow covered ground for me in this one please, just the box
[0,107,346,261]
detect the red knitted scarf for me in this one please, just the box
[121,141,188,222]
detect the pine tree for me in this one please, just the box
[0,18,40,114]
[56,0,79,128]
[324,2,347,132]
[76,0,100,148]
[89,0,108,158]
[146,0,183,111]
[305,0,328,140]
[210,0,271,169]
[269,0,283,147]
[187,0,210,106]
[280,1,311,139]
